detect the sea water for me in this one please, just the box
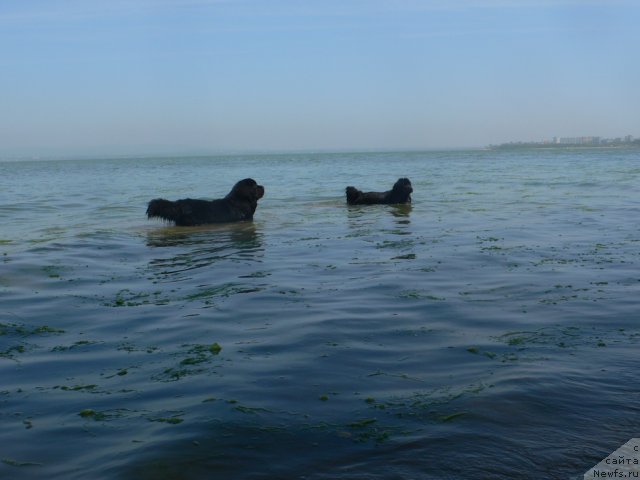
[0,149,639,479]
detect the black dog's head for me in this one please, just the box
[228,178,265,202]
[391,178,413,202]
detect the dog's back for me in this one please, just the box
[147,198,250,226]
[147,198,218,226]
[345,178,412,205]
[346,186,389,205]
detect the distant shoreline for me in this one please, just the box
[2,144,639,163]
[488,143,640,151]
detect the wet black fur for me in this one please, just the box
[345,178,413,205]
[147,178,265,226]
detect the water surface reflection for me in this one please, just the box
[146,223,264,277]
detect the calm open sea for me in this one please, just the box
[1,149,639,479]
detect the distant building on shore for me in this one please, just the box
[490,134,638,150]
[555,136,601,145]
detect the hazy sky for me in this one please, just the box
[1,0,639,156]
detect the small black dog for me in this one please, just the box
[345,178,413,205]
[147,178,265,226]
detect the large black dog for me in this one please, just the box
[147,178,265,226]
[345,178,413,205]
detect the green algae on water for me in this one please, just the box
[234,404,272,414]
[2,458,43,467]
[439,412,467,422]
[149,417,183,424]
[0,322,65,336]
[79,409,108,421]
[348,418,377,429]
[57,384,97,392]
[51,340,96,352]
